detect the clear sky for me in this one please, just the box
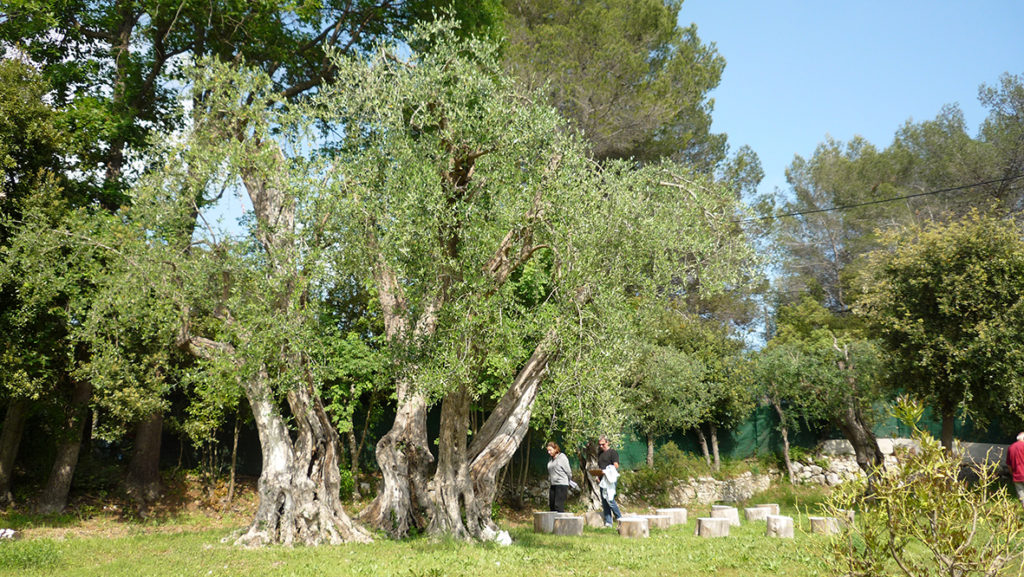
[680,0,1024,198]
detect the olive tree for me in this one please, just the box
[310,21,755,539]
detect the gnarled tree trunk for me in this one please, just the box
[427,386,477,539]
[833,343,886,479]
[358,389,433,537]
[464,334,553,533]
[233,368,371,547]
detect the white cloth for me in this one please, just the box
[599,464,619,501]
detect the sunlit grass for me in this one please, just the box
[0,504,845,577]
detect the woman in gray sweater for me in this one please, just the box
[545,441,572,512]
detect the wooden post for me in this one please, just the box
[654,507,688,525]
[694,517,730,537]
[766,515,794,538]
[744,506,770,521]
[618,517,649,538]
[809,516,840,534]
[552,515,585,536]
[710,505,740,526]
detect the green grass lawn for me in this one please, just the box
[0,504,837,577]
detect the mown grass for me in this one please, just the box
[0,500,842,577]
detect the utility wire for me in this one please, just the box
[737,174,1024,224]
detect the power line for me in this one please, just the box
[737,174,1024,224]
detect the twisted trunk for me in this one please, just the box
[833,342,886,479]
[464,333,553,532]
[427,386,477,539]
[358,388,432,536]
[234,368,371,546]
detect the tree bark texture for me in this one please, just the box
[233,368,371,546]
[646,434,654,467]
[464,335,552,533]
[0,398,28,506]
[427,386,477,539]
[695,427,711,467]
[940,410,956,452]
[770,399,796,484]
[36,379,92,514]
[709,424,720,471]
[126,411,164,505]
[358,388,433,537]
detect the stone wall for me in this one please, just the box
[666,471,773,505]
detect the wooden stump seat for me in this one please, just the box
[809,516,840,534]
[766,514,794,538]
[654,508,688,525]
[744,507,769,521]
[710,505,741,527]
[553,515,585,536]
[618,517,649,538]
[694,517,730,537]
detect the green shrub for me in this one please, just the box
[821,396,1024,577]
[0,538,63,572]
[338,468,354,501]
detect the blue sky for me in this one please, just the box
[680,0,1024,198]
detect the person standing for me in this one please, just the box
[596,435,622,527]
[546,442,572,513]
[1008,431,1024,507]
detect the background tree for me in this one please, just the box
[625,342,705,467]
[659,315,751,471]
[855,213,1024,450]
[501,0,751,178]
[745,342,824,483]
[763,296,888,477]
[763,73,1024,317]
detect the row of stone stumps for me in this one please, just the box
[533,504,849,540]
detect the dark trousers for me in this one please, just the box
[548,484,568,512]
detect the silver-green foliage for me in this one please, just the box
[309,19,756,444]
